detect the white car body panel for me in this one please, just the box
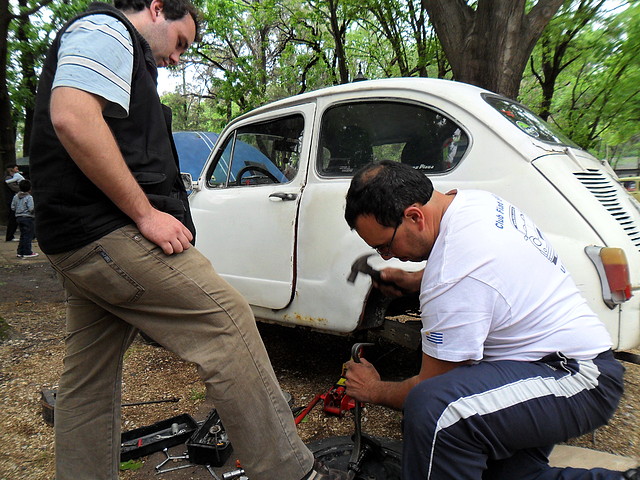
[189,78,640,350]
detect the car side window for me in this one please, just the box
[206,115,304,188]
[318,101,468,176]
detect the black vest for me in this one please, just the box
[30,2,195,254]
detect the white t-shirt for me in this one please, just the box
[53,14,134,118]
[5,171,25,185]
[420,190,612,362]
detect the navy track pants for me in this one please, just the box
[402,351,625,480]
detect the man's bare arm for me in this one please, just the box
[375,268,424,297]
[50,86,192,254]
[345,353,465,410]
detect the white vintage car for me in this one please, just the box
[188,78,640,352]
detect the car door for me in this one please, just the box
[189,105,314,309]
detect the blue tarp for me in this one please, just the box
[173,131,219,180]
[173,131,287,184]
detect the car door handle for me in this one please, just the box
[269,192,298,201]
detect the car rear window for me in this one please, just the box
[317,101,468,177]
[483,94,577,147]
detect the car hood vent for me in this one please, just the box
[574,169,640,251]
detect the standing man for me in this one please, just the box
[30,1,340,479]
[343,161,636,480]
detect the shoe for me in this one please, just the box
[10,238,19,242]
[21,253,39,258]
[16,254,23,258]
[303,459,349,480]
[624,468,639,479]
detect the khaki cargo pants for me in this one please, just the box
[47,225,313,480]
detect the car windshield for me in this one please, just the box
[206,115,303,187]
[317,101,468,176]
[483,94,577,147]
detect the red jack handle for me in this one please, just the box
[294,393,322,425]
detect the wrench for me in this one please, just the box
[155,462,196,474]
[155,448,190,471]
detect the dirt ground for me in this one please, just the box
[0,235,638,480]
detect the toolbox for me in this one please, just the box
[187,408,233,466]
[120,414,198,461]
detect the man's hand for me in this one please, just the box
[374,268,423,297]
[137,209,193,255]
[345,352,464,410]
[344,357,381,403]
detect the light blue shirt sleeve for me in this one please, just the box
[53,14,134,118]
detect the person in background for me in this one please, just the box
[4,164,24,242]
[29,0,342,479]
[11,179,37,259]
[343,160,635,480]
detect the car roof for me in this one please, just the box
[227,78,573,160]
[236,78,488,118]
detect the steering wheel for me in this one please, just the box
[235,165,279,185]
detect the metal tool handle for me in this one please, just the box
[351,342,374,363]
[347,342,374,479]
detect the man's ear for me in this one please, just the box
[150,0,164,19]
[404,204,424,226]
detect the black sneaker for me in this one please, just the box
[304,458,349,480]
[624,468,639,479]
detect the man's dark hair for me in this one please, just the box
[115,0,200,39]
[19,179,31,192]
[345,160,434,229]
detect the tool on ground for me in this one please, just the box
[120,414,198,461]
[294,345,371,425]
[122,397,180,407]
[206,464,222,480]
[347,342,374,480]
[41,388,180,427]
[348,253,410,294]
[187,408,233,466]
[222,468,247,479]
[154,448,193,473]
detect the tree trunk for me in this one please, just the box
[0,0,17,167]
[422,0,564,99]
[18,0,37,157]
[327,0,350,84]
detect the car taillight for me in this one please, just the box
[585,246,632,309]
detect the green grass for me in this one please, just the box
[0,316,12,341]
[189,387,205,401]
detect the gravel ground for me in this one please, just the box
[0,242,638,480]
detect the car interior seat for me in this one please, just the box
[325,125,373,173]
[400,136,442,172]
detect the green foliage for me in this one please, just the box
[119,459,144,471]
[521,1,640,163]
[0,316,12,341]
[4,0,640,164]
[189,387,206,401]
[7,0,93,152]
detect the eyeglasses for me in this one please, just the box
[374,222,400,256]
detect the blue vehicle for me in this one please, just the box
[173,131,287,185]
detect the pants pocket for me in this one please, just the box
[50,244,145,305]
